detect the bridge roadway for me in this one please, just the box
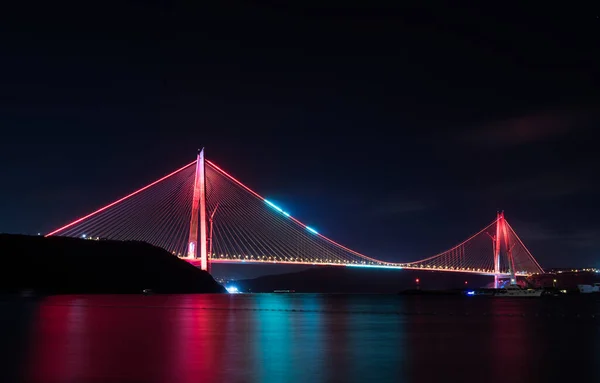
[183,258,533,277]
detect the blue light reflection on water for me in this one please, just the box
[2,294,600,383]
[253,294,327,382]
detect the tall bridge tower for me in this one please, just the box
[186,148,208,271]
[493,211,517,288]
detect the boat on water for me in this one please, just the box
[577,283,600,293]
[494,285,543,297]
[467,285,543,297]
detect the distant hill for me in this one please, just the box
[235,266,493,293]
[529,271,600,289]
[0,234,225,294]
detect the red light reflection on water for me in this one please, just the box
[24,295,230,383]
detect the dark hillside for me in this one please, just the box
[0,234,225,294]
[236,266,492,293]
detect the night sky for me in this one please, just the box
[1,2,599,271]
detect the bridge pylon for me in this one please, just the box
[187,148,208,271]
[494,211,517,288]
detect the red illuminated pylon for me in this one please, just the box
[493,211,518,287]
[187,148,208,272]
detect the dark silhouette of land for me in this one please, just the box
[234,267,600,293]
[235,266,492,293]
[529,271,600,289]
[0,234,225,294]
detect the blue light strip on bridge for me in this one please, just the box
[265,199,290,217]
[306,226,318,234]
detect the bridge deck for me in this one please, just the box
[183,258,531,277]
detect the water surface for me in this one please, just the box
[1,294,599,383]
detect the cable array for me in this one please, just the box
[404,218,544,275]
[46,157,544,276]
[404,221,498,274]
[205,161,386,266]
[46,162,196,256]
[505,220,545,275]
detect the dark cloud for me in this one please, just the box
[512,220,600,251]
[561,229,600,250]
[463,109,594,147]
[494,170,594,200]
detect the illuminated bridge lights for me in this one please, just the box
[47,155,544,278]
[264,199,291,217]
[306,226,318,234]
[346,264,404,270]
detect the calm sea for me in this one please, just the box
[1,294,599,383]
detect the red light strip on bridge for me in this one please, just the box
[404,219,498,265]
[206,160,387,265]
[46,161,197,237]
[205,160,264,200]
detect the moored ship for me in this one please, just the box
[577,283,600,293]
[493,285,543,297]
[467,285,543,297]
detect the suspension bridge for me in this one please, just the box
[46,149,544,288]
